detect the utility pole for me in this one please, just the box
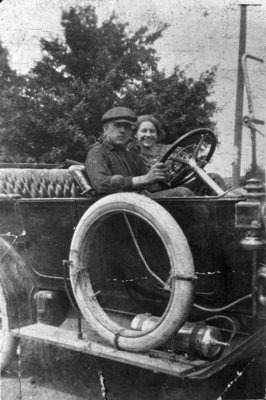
[232,4,247,186]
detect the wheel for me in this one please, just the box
[0,281,18,372]
[69,193,195,352]
[160,128,217,188]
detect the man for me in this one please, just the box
[85,106,193,197]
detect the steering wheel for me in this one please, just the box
[159,128,217,188]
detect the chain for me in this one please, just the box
[196,270,248,276]
[106,272,223,283]
[108,276,148,283]
[216,358,255,400]
[98,369,108,399]
[72,355,109,399]
[196,271,222,276]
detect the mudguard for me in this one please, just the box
[0,237,35,330]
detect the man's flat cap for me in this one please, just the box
[102,107,137,125]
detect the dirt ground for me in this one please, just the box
[0,338,265,400]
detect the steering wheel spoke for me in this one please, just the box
[191,134,206,159]
[160,128,217,188]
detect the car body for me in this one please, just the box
[0,162,264,379]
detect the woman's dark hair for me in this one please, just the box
[136,115,166,140]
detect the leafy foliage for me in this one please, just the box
[0,42,30,161]
[0,6,218,162]
[122,67,217,143]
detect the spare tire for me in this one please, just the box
[69,193,195,352]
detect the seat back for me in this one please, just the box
[0,169,77,198]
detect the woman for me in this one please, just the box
[135,114,225,194]
[135,115,170,168]
[133,115,194,197]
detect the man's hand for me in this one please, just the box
[145,163,168,184]
[132,162,168,189]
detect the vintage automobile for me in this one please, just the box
[0,127,265,380]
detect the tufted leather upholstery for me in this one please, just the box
[0,169,78,198]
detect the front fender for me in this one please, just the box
[0,237,35,329]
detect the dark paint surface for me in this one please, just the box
[0,196,255,314]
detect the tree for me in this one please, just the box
[122,66,218,143]
[0,42,28,161]
[0,6,218,162]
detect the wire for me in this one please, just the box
[202,315,237,344]
[123,213,168,289]
[193,293,253,313]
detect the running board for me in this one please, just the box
[11,323,265,379]
[11,323,200,377]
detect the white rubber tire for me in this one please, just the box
[0,281,18,372]
[70,193,194,352]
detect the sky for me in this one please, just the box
[0,0,265,177]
